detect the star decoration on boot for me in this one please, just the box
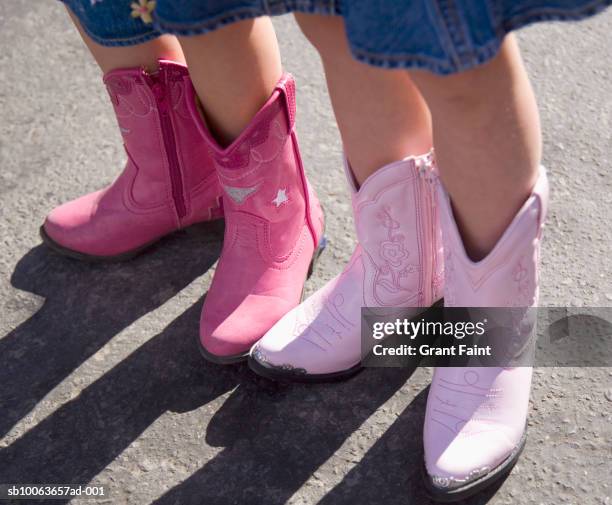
[272,188,289,207]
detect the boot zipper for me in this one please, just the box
[419,160,434,306]
[148,69,187,221]
[430,175,438,302]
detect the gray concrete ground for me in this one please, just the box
[0,1,611,504]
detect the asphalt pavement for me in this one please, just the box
[0,1,611,504]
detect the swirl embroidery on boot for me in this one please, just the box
[168,77,192,120]
[430,370,504,436]
[432,266,445,302]
[213,103,284,171]
[290,291,353,350]
[325,293,354,329]
[443,248,456,306]
[500,306,537,364]
[371,206,420,305]
[105,76,132,106]
[510,257,534,307]
[105,75,153,117]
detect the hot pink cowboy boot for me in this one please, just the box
[194,74,326,363]
[422,166,549,501]
[249,152,444,381]
[41,60,222,261]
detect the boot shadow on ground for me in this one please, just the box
[0,295,244,498]
[0,220,224,438]
[319,387,505,505]
[153,365,421,505]
[1,239,420,505]
[2,223,507,504]
[154,378,505,505]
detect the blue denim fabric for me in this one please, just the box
[342,0,611,73]
[60,0,161,46]
[60,0,610,74]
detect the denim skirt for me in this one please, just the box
[61,0,610,74]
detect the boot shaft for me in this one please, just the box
[188,73,323,257]
[196,74,326,358]
[343,152,443,307]
[103,60,219,222]
[438,167,549,308]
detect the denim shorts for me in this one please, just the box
[60,0,611,74]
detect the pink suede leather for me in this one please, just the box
[250,152,443,376]
[423,166,549,491]
[195,74,325,358]
[43,60,222,258]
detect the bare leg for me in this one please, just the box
[178,19,283,146]
[66,7,184,73]
[295,14,432,185]
[410,35,541,260]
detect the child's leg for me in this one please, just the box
[410,35,541,260]
[414,37,546,498]
[250,15,441,379]
[68,8,281,146]
[165,18,325,361]
[295,14,432,185]
[66,7,184,72]
[178,19,283,146]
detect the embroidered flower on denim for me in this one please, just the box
[131,0,156,24]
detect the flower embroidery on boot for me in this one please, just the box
[272,188,289,207]
[131,0,156,24]
[370,206,420,305]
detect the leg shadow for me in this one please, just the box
[319,387,506,505]
[154,365,420,505]
[0,296,241,496]
[0,221,223,438]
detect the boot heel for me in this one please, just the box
[307,236,327,279]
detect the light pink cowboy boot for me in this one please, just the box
[194,73,326,363]
[249,152,444,381]
[41,60,222,261]
[422,166,549,501]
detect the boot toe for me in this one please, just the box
[424,425,518,489]
[43,192,102,253]
[250,325,319,375]
[250,308,360,376]
[200,294,293,358]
